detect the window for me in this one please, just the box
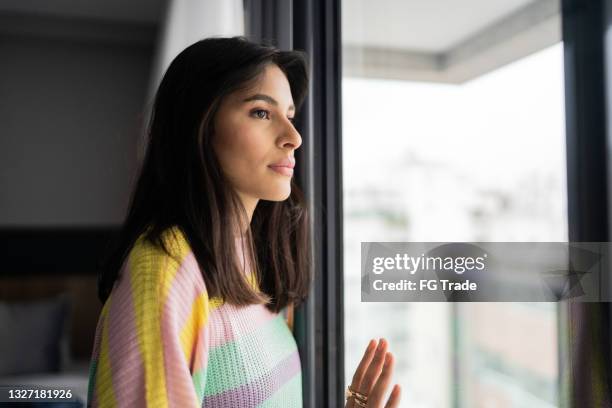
[342,2,566,406]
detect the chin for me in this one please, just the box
[263,187,292,201]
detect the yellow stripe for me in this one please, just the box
[179,292,226,362]
[179,292,208,361]
[170,226,258,361]
[95,297,117,407]
[129,226,192,408]
[158,227,191,300]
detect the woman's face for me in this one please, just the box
[212,64,302,213]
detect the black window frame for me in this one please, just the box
[244,0,344,407]
[561,0,612,406]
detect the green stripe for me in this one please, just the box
[87,360,98,404]
[203,314,297,396]
[257,372,302,407]
[192,369,206,404]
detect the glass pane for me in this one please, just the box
[342,1,566,407]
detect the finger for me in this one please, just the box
[384,384,401,408]
[347,339,377,408]
[368,352,395,404]
[350,339,377,390]
[358,338,388,395]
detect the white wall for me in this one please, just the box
[141,0,244,162]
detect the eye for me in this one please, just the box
[251,109,296,124]
[251,109,270,120]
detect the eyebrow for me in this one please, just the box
[243,93,295,112]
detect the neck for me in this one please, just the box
[235,191,258,236]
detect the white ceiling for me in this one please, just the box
[0,0,167,24]
[342,0,539,52]
[0,0,543,50]
[341,0,560,82]
[0,0,559,83]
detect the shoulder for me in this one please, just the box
[123,225,206,303]
[131,225,192,267]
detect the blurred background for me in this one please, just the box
[0,0,243,404]
[341,1,565,407]
[0,0,578,407]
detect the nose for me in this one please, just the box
[279,119,302,150]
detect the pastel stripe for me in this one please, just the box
[207,303,278,348]
[128,238,174,407]
[162,253,208,407]
[204,314,298,396]
[86,360,98,407]
[88,226,303,407]
[170,253,210,363]
[106,262,145,406]
[156,227,192,301]
[87,302,106,407]
[95,301,117,407]
[202,350,301,407]
[258,372,303,407]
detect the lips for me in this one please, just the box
[268,157,295,176]
[269,157,295,168]
[268,166,294,176]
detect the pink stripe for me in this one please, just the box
[88,314,104,407]
[165,252,207,331]
[162,251,207,407]
[201,236,275,349]
[207,303,278,348]
[191,319,211,379]
[105,261,145,406]
[185,239,272,373]
[89,314,104,361]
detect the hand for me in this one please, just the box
[345,338,401,408]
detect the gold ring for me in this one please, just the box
[346,386,368,404]
[351,386,368,402]
[353,398,367,408]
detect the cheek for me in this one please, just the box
[214,126,268,175]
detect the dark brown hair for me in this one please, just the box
[97,36,311,313]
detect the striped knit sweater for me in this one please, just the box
[87,226,302,407]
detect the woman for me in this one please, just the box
[87,35,401,408]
